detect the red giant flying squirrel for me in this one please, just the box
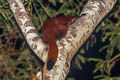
[42,15,78,70]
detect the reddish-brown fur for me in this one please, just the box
[42,16,77,70]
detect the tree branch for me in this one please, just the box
[7,0,47,62]
[7,0,117,80]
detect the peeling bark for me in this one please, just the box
[7,0,117,80]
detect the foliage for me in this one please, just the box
[0,0,120,80]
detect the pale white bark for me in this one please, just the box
[7,0,117,80]
[7,0,48,62]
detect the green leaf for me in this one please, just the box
[94,75,107,79]
[80,48,85,54]
[59,8,72,14]
[93,61,104,73]
[78,55,86,64]
[99,45,109,52]
[67,77,75,80]
[49,0,56,6]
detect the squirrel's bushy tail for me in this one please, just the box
[47,39,58,70]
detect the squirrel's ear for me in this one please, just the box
[70,16,78,24]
